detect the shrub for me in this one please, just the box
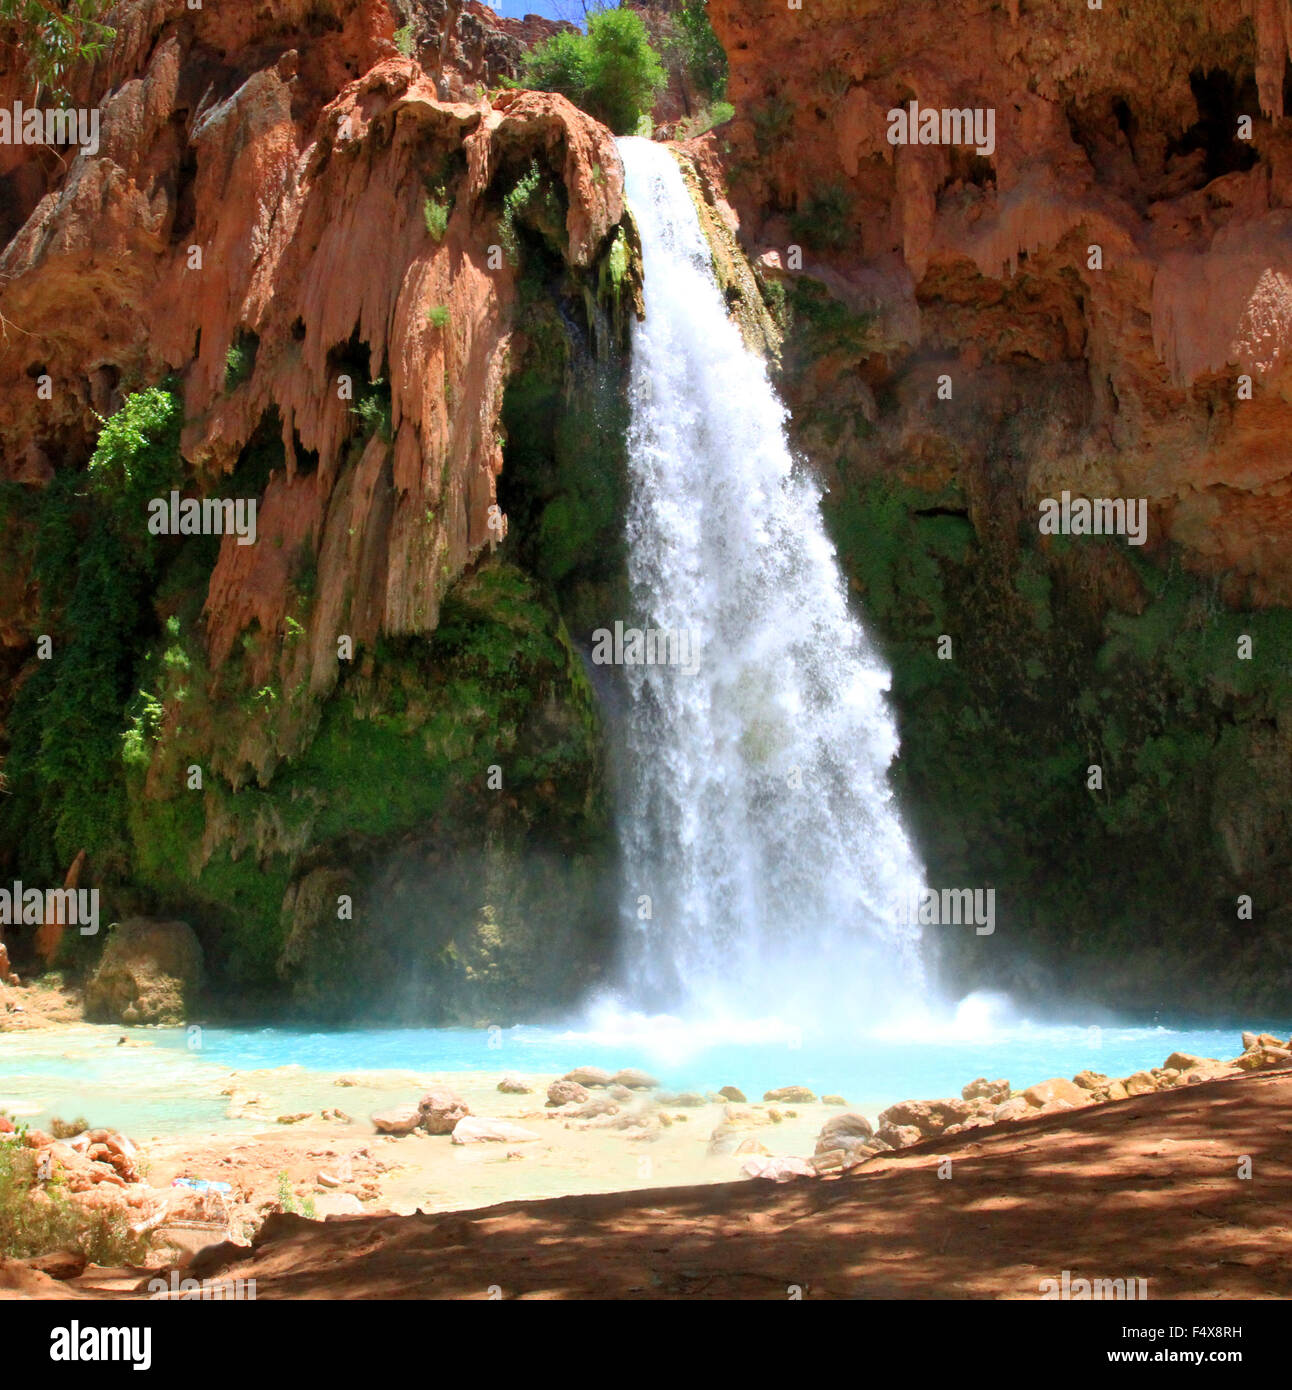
[676,98,734,141]
[751,94,794,146]
[0,1139,151,1264]
[521,8,666,136]
[423,189,450,241]
[224,333,257,391]
[426,305,450,329]
[499,159,564,266]
[670,0,728,104]
[393,22,414,57]
[790,182,853,251]
[352,377,392,442]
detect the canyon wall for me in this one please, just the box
[0,0,636,1018]
[699,0,1292,1013]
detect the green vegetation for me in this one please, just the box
[790,183,853,251]
[275,1171,316,1218]
[783,277,876,363]
[423,187,450,242]
[351,376,392,442]
[426,305,451,330]
[499,159,565,267]
[393,22,414,57]
[668,0,728,104]
[0,1133,150,1264]
[750,94,794,146]
[224,332,257,391]
[0,387,184,881]
[821,468,1292,1015]
[520,8,666,136]
[498,285,629,631]
[0,0,115,105]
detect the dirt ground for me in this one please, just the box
[13,1065,1289,1301]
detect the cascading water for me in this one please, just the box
[611,137,929,1028]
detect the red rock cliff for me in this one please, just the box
[0,0,622,764]
[707,0,1292,604]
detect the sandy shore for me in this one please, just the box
[2,980,839,1230]
[11,1064,1291,1300]
[5,976,1287,1300]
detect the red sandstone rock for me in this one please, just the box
[708,0,1292,604]
[0,0,625,798]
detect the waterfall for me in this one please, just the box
[611,137,928,1027]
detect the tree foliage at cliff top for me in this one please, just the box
[0,0,115,105]
[662,0,728,104]
[520,7,666,135]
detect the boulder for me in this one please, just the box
[418,1088,469,1134]
[84,918,203,1025]
[706,1124,742,1156]
[451,1117,540,1144]
[815,1112,874,1154]
[371,1105,421,1136]
[820,1094,847,1106]
[991,1097,1032,1123]
[546,1079,590,1107]
[718,1086,747,1103]
[1021,1078,1087,1109]
[763,1086,816,1103]
[610,1069,659,1089]
[877,1097,971,1136]
[563,1066,613,1087]
[1163,1052,1208,1072]
[961,1076,1010,1102]
[1072,1070,1107,1090]
[1233,1045,1292,1071]
[875,1122,922,1149]
[314,1193,364,1217]
[497,1076,532,1094]
[1123,1071,1157,1096]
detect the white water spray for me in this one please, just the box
[612,138,929,1027]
